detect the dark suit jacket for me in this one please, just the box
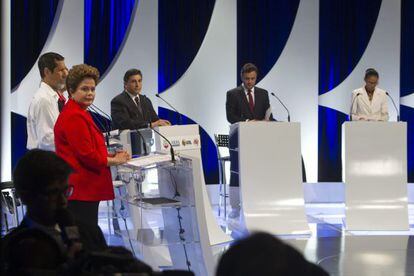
[1,216,108,270]
[226,85,274,124]
[111,91,159,130]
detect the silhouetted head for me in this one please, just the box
[13,149,73,226]
[216,232,328,276]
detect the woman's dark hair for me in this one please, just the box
[364,68,379,79]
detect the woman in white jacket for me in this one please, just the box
[351,68,389,121]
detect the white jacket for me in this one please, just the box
[351,87,389,121]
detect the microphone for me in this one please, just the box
[132,129,149,156]
[88,105,111,147]
[91,104,112,126]
[155,93,183,125]
[88,108,111,146]
[149,122,176,162]
[270,92,290,122]
[89,104,112,132]
[385,92,400,122]
[349,92,361,121]
[125,98,148,155]
[88,108,108,132]
[90,104,148,154]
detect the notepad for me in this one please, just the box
[140,197,181,206]
[126,153,173,168]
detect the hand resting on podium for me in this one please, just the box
[108,150,131,166]
[151,119,171,127]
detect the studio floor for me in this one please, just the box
[97,183,414,276]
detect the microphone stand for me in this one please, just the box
[155,94,183,125]
[385,92,400,122]
[349,93,361,121]
[88,107,110,146]
[270,92,290,122]
[150,122,175,162]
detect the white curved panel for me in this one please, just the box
[258,0,319,182]
[11,0,84,116]
[2,0,11,181]
[319,0,401,121]
[401,93,414,108]
[152,0,236,245]
[156,0,237,138]
[95,0,158,113]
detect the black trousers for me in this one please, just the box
[67,200,100,226]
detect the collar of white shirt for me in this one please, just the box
[125,90,140,102]
[40,81,60,100]
[242,84,255,96]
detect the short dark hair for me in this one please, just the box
[38,52,64,78]
[364,68,379,79]
[240,63,259,76]
[216,232,328,276]
[66,64,100,95]
[123,69,142,83]
[13,149,72,197]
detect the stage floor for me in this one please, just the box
[97,183,414,275]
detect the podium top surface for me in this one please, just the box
[155,124,199,136]
[230,121,299,130]
[343,121,406,126]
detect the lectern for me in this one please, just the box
[154,124,232,245]
[342,122,409,231]
[229,122,309,235]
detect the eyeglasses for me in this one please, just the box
[63,185,74,198]
[41,184,74,198]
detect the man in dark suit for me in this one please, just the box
[111,69,170,130]
[225,63,274,218]
[226,65,273,123]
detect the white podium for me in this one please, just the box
[230,122,309,235]
[342,122,409,231]
[154,124,232,245]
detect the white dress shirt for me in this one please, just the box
[125,90,140,105]
[351,86,389,121]
[243,84,255,104]
[27,82,61,151]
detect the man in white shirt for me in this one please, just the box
[27,52,69,151]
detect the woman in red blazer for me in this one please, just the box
[54,64,130,226]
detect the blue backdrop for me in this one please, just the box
[10,0,414,183]
[318,0,382,181]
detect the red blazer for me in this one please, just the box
[54,99,114,201]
